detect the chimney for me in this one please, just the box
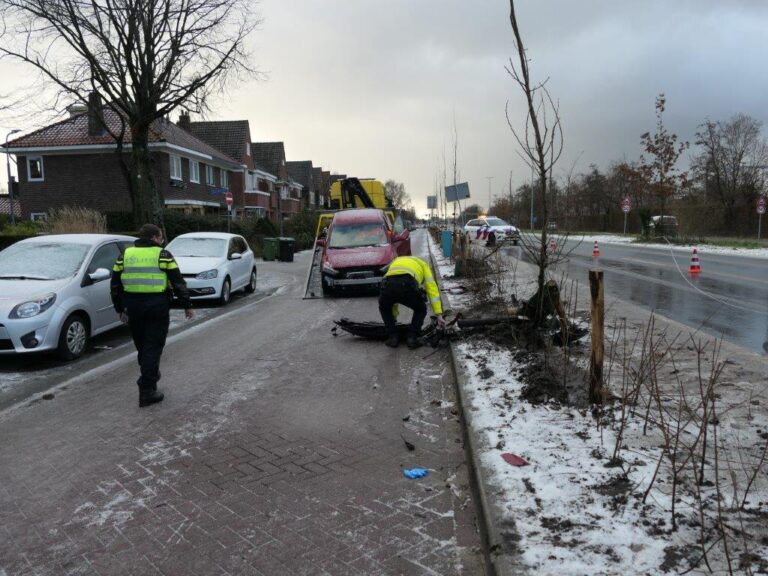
[178,111,191,132]
[87,92,105,136]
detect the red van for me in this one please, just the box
[318,208,410,294]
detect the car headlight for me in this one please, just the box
[322,262,337,276]
[10,293,57,319]
[195,269,218,280]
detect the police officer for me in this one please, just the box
[379,255,445,349]
[111,224,194,407]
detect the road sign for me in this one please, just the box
[621,196,632,213]
[758,197,766,215]
[225,191,233,210]
[445,182,470,202]
[427,195,437,209]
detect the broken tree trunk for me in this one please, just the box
[588,269,605,404]
[520,279,568,329]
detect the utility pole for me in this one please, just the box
[486,176,494,215]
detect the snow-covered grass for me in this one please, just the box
[429,232,768,575]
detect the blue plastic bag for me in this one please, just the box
[403,468,429,479]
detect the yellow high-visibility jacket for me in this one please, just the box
[384,256,443,315]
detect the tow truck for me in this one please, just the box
[303,177,405,299]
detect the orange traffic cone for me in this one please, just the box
[688,247,702,274]
[592,240,600,258]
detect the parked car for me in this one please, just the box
[648,215,679,237]
[166,232,257,305]
[0,233,136,359]
[464,216,520,245]
[318,208,410,295]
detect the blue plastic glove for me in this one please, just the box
[403,468,429,479]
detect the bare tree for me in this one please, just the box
[505,0,564,316]
[0,0,259,226]
[383,180,412,211]
[693,114,768,223]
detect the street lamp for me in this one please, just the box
[5,129,21,225]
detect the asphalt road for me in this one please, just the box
[508,235,768,354]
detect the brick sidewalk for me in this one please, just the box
[0,252,484,576]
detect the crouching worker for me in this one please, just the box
[111,224,194,407]
[379,255,445,349]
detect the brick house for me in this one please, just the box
[180,116,254,218]
[286,161,316,210]
[321,171,331,208]
[251,142,302,225]
[3,102,244,220]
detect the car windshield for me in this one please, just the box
[328,222,389,248]
[167,237,227,257]
[486,218,509,227]
[0,242,90,280]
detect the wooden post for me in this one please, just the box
[589,269,605,404]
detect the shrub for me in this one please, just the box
[45,207,107,234]
[0,220,41,236]
[285,209,320,250]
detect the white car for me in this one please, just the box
[166,232,256,305]
[464,216,520,245]
[0,234,136,359]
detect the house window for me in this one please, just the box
[189,160,200,183]
[206,165,215,186]
[170,155,182,181]
[221,170,228,189]
[30,212,47,221]
[27,157,44,181]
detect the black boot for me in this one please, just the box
[406,334,422,350]
[139,389,164,407]
[385,335,399,348]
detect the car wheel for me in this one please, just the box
[219,277,232,306]
[321,276,333,296]
[56,313,89,361]
[244,268,257,294]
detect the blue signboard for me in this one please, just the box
[445,182,470,202]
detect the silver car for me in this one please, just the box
[0,234,135,359]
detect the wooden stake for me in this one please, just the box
[589,269,605,404]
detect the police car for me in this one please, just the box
[463,216,520,245]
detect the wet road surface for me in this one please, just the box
[507,236,768,354]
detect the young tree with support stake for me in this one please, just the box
[505,0,563,323]
[0,0,259,228]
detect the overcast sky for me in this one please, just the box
[3,1,768,216]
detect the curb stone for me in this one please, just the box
[427,234,529,576]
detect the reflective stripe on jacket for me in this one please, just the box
[115,246,169,293]
[384,256,443,315]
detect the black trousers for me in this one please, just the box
[378,275,427,339]
[124,294,170,393]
